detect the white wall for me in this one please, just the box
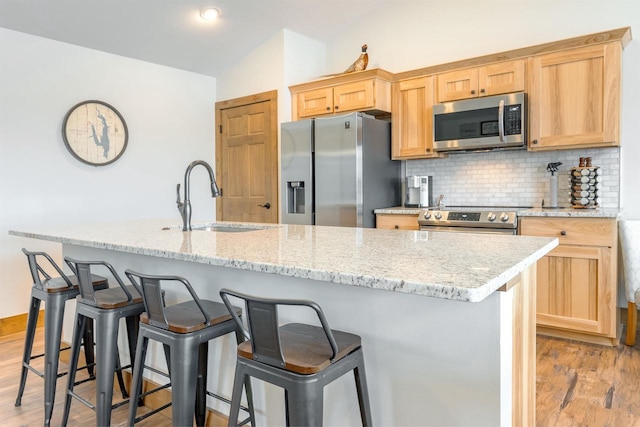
[216,29,326,124]
[0,28,217,318]
[323,0,640,218]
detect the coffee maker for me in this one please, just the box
[405,176,432,208]
[405,176,420,207]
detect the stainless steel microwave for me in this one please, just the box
[433,92,526,152]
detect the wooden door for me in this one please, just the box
[478,59,525,96]
[215,90,278,223]
[392,76,443,159]
[529,43,620,150]
[436,68,478,102]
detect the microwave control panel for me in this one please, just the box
[505,104,522,135]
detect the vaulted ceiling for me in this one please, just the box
[0,0,387,77]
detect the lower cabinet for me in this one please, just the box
[376,214,419,230]
[519,217,618,345]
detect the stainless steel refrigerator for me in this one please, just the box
[281,112,400,228]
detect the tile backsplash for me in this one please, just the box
[405,147,620,208]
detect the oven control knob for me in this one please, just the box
[434,212,443,220]
[500,212,510,222]
[487,212,496,221]
[423,212,432,219]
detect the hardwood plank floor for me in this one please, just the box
[536,330,640,426]
[3,326,640,426]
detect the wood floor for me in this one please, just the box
[536,330,640,426]
[2,326,640,426]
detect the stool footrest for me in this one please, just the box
[67,390,95,410]
[143,364,170,379]
[72,376,96,387]
[204,390,250,413]
[135,402,172,423]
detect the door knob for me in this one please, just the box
[259,202,271,209]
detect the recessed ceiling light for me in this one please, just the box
[200,7,220,21]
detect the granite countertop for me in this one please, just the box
[374,206,621,218]
[518,207,620,218]
[9,219,557,303]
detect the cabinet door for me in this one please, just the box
[536,245,615,337]
[478,59,525,96]
[376,214,419,230]
[392,77,443,159]
[529,43,621,150]
[297,88,334,118]
[333,80,375,113]
[436,68,479,102]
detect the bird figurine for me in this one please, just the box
[344,44,368,74]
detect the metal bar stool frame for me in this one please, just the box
[220,288,373,427]
[14,248,110,427]
[125,270,254,427]
[60,257,145,427]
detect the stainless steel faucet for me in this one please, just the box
[176,160,221,231]
[436,194,445,210]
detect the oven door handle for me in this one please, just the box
[419,225,516,235]
[498,99,506,142]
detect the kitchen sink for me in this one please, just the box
[162,223,274,233]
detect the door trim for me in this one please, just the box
[215,90,278,221]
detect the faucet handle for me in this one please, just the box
[176,183,182,205]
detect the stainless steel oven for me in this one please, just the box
[418,207,523,235]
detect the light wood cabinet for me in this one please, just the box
[290,69,393,120]
[391,76,444,160]
[436,60,525,103]
[520,217,618,345]
[528,43,621,150]
[376,214,419,230]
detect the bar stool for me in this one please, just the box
[60,257,145,427]
[220,288,373,427]
[125,270,255,427]
[14,248,110,427]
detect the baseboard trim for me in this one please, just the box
[537,325,620,347]
[0,311,45,337]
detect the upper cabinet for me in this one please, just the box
[288,28,630,158]
[392,76,444,159]
[528,43,622,151]
[289,69,393,120]
[436,60,526,103]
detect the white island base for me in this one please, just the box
[61,243,536,427]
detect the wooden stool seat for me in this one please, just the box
[221,289,372,426]
[42,273,108,293]
[141,300,241,333]
[238,323,361,374]
[79,284,143,309]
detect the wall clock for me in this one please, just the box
[62,100,128,166]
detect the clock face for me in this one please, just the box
[62,100,128,166]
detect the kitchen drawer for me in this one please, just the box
[376,214,419,230]
[519,217,615,247]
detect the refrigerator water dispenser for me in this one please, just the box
[287,181,305,214]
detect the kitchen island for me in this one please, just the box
[9,220,557,426]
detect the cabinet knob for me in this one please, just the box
[560,230,567,236]
[335,106,339,110]
[426,148,431,153]
[326,106,331,111]
[470,90,476,95]
[532,140,539,145]
[480,88,485,94]
[394,225,399,229]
